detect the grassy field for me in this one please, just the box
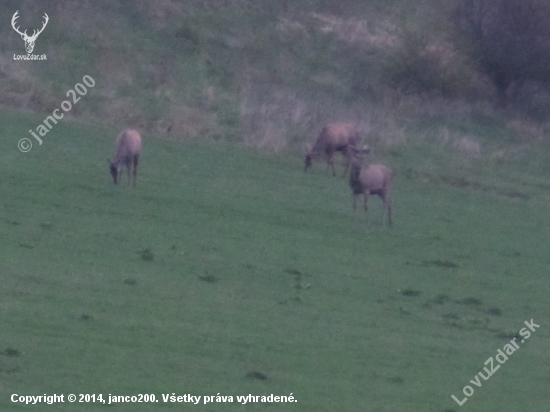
[1,109,549,411]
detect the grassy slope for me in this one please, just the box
[1,110,549,411]
[0,0,462,148]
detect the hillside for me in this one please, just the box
[2,0,550,155]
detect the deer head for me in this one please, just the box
[12,11,49,54]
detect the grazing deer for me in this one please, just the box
[304,123,359,177]
[349,146,392,225]
[108,129,142,187]
[11,11,49,54]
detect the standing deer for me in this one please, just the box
[108,129,142,187]
[349,146,392,225]
[304,123,359,177]
[11,11,49,54]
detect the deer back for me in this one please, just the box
[112,129,142,165]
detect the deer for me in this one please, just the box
[304,123,359,177]
[348,145,392,225]
[11,11,49,54]
[108,129,142,187]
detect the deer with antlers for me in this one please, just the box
[11,11,49,54]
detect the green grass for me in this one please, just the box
[1,109,549,411]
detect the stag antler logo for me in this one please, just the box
[11,10,49,54]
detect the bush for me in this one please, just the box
[453,0,550,107]
[380,29,478,99]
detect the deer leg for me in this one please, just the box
[342,156,350,177]
[342,164,349,178]
[342,149,351,177]
[352,194,358,219]
[363,193,369,222]
[327,152,336,176]
[380,194,388,225]
[380,189,392,226]
[387,195,392,226]
[133,155,139,187]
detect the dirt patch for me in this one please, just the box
[1,348,21,357]
[400,288,421,297]
[137,248,154,262]
[245,371,267,380]
[422,260,459,269]
[455,297,482,306]
[198,274,218,283]
[501,191,530,200]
